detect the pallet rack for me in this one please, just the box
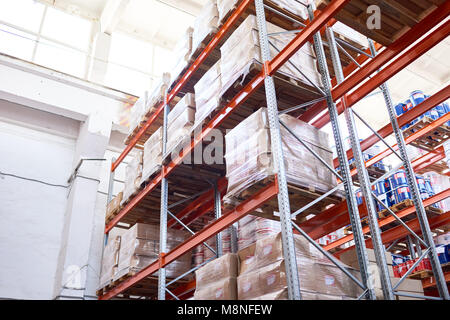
[98,0,450,300]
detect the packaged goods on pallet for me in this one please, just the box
[99,235,121,288]
[217,0,308,24]
[106,191,123,222]
[423,172,450,211]
[237,232,361,300]
[223,107,336,206]
[141,127,162,183]
[121,151,143,205]
[166,93,196,154]
[435,232,450,246]
[237,214,281,251]
[146,74,171,114]
[128,96,146,136]
[220,15,322,95]
[115,223,192,280]
[193,60,222,126]
[170,27,194,86]
[192,0,220,55]
[332,21,368,48]
[194,253,238,300]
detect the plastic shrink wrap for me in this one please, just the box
[116,223,192,279]
[141,127,162,183]
[170,27,194,86]
[224,108,336,206]
[192,0,220,55]
[194,253,238,300]
[193,60,222,126]
[237,214,281,251]
[145,73,171,115]
[220,15,322,96]
[166,93,196,153]
[128,96,146,136]
[121,151,143,205]
[99,235,121,288]
[237,232,362,300]
[217,0,308,24]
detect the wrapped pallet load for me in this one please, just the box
[194,253,238,300]
[115,223,192,280]
[141,127,162,183]
[192,0,220,55]
[237,215,281,251]
[121,151,143,205]
[128,95,146,136]
[237,232,362,300]
[220,14,322,95]
[193,60,222,126]
[223,107,336,206]
[170,27,194,86]
[217,0,308,24]
[166,93,196,155]
[99,235,121,288]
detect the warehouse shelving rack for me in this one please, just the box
[99,0,450,300]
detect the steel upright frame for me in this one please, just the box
[100,0,450,300]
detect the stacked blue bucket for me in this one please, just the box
[369,170,440,213]
[394,90,450,130]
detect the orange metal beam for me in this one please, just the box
[333,85,450,168]
[99,180,278,300]
[301,2,450,125]
[111,0,253,172]
[324,189,450,251]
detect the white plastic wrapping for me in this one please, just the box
[121,151,143,205]
[116,223,192,279]
[128,96,146,135]
[171,27,194,85]
[192,0,220,54]
[99,235,121,288]
[220,15,322,94]
[194,60,222,126]
[237,214,281,251]
[141,127,162,183]
[167,94,196,153]
[224,108,336,206]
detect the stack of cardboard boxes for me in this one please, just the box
[170,27,194,86]
[192,0,220,55]
[193,61,222,127]
[220,15,322,95]
[141,127,162,183]
[166,93,196,155]
[121,151,143,205]
[223,107,336,207]
[114,223,192,281]
[194,253,239,300]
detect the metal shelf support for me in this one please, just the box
[255,0,301,300]
[308,4,375,300]
[326,26,394,300]
[369,40,449,300]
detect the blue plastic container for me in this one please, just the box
[436,244,450,264]
[375,193,390,212]
[373,179,390,195]
[424,178,434,194]
[392,254,406,266]
[355,189,363,205]
[410,90,426,106]
[416,175,427,193]
[389,170,408,189]
[395,186,412,203]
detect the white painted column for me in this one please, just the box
[53,110,112,300]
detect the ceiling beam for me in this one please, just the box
[100,0,130,35]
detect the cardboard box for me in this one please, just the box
[339,248,393,268]
[106,191,123,220]
[194,277,237,300]
[195,253,239,287]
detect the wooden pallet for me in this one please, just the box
[223,175,344,223]
[317,0,443,47]
[408,262,450,280]
[403,116,450,152]
[379,198,444,219]
[349,162,388,181]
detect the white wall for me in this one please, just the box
[0,100,78,299]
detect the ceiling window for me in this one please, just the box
[0,25,36,61]
[0,0,45,33]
